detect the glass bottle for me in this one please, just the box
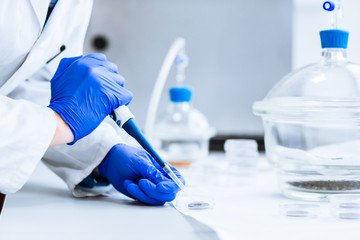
[154,87,215,167]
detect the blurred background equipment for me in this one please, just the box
[84,0,360,152]
[84,0,293,142]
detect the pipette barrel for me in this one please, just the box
[122,119,185,189]
[111,106,185,189]
[122,119,166,167]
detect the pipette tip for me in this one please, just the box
[163,164,185,190]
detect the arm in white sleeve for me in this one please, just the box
[2,0,115,196]
[0,95,56,194]
[42,118,126,196]
[9,73,129,197]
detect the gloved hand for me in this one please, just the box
[48,53,133,144]
[98,143,185,205]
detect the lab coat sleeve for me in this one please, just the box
[0,95,57,194]
[5,0,128,197]
[42,119,126,196]
[10,72,129,197]
[8,68,130,196]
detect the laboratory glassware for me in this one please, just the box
[153,87,216,167]
[253,1,360,201]
[330,194,360,220]
[222,139,259,185]
[279,203,320,218]
[145,38,188,139]
[224,139,259,168]
[174,185,215,211]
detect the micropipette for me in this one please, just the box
[109,105,185,190]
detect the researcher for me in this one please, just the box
[0,0,184,206]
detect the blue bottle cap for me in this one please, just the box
[169,87,193,102]
[323,1,335,11]
[320,29,349,49]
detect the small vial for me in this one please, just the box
[222,139,259,185]
[224,139,259,166]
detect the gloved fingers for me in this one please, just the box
[141,155,186,192]
[141,163,173,185]
[53,56,82,80]
[156,165,186,193]
[103,72,125,87]
[150,158,179,179]
[152,163,186,190]
[138,179,177,202]
[86,53,107,61]
[94,70,125,88]
[149,156,164,170]
[103,61,119,74]
[124,180,165,205]
[167,165,186,185]
[112,87,133,106]
[58,56,82,70]
[84,55,119,75]
[156,181,183,194]
[101,84,133,109]
[93,59,119,75]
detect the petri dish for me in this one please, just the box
[338,212,360,220]
[330,194,360,220]
[174,190,214,211]
[187,201,211,210]
[279,203,320,218]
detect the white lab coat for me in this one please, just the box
[0,0,125,195]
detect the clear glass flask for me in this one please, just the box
[254,29,360,201]
[154,87,216,167]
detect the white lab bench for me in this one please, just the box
[0,162,217,240]
[1,155,360,240]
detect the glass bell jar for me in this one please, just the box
[253,2,360,201]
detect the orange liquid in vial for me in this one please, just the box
[168,160,192,167]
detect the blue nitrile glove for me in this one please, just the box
[98,143,185,205]
[48,53,133,144]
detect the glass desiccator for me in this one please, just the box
[253,2,360,201]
